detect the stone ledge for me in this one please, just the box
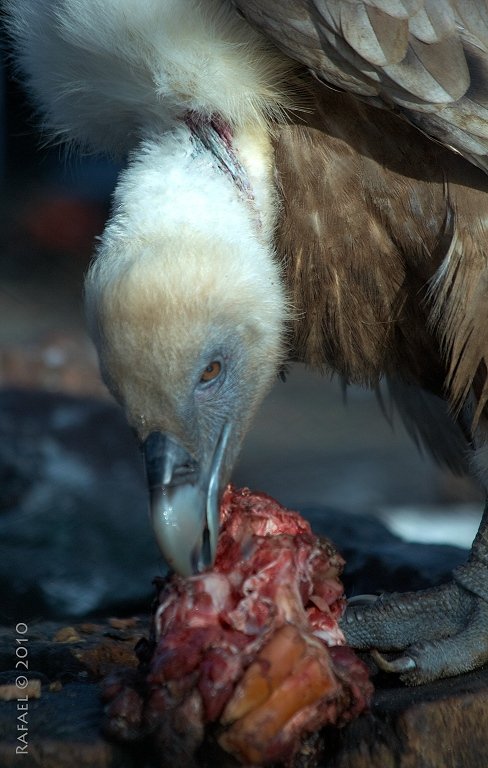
[0,616,486,767]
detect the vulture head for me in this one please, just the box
[84,130,288,574]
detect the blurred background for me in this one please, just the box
[0,37,483,625]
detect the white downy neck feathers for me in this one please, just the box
[6,0,293,154]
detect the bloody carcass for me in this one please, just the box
[103,486,373,766]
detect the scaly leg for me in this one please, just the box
[341,501,488,685]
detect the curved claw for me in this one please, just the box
[347,594,380,607]
[371,649,416,674]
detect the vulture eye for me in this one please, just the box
[200,361,222,383]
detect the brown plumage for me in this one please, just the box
[237,0,488,170]
[230,0,488,461]
[274,82,488,430]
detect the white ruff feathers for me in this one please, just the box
[6,0,292,153]
[84,126,285,341]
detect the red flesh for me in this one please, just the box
[103,486,373,765]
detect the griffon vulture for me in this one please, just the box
[6,0,488,684]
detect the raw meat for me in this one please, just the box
[102,486,373,766]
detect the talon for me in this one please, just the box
[371,649,416,674]
[347,594,379,607]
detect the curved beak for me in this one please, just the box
[142,423,230,576]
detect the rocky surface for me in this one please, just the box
[0,614,487,767]
[0,389,161,622]
[0,387,483,765]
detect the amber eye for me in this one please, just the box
[200,361,222,383]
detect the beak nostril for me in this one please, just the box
[171,464,198,485]
[143,431,198,487]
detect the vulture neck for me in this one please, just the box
[121,120,278,258]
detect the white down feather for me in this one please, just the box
[5,0,291,154]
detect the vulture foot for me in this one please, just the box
[342,501,488,684]
[341,576,488,685]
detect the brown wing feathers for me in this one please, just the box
[428,197,488,427]
[234,0,488,439]
[238,0,488,169]
[273,82,488,427]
